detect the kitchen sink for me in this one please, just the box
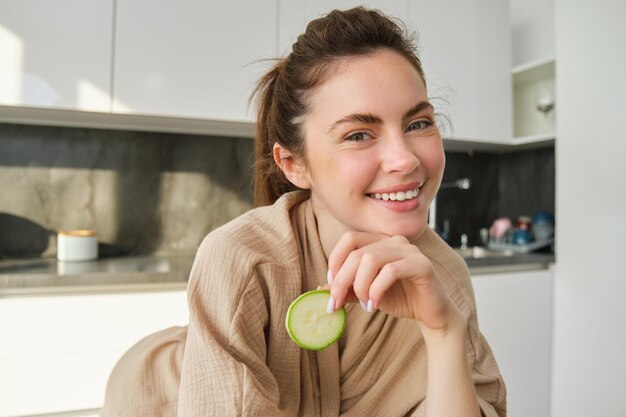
[453,246,514,260]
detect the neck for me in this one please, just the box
[309,197,350,259]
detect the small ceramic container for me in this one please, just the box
[57,230,98,262]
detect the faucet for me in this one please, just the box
[428,178,471,231]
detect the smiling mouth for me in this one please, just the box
[367,186,421,202]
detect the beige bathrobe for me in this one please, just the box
[102,191,506,417]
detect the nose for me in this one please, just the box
[380,133,420,174]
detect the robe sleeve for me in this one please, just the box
[176,234,287,417]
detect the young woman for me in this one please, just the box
[102,7,505,417]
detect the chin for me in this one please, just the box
[375,219,427,240]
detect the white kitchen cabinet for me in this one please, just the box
[472,267,553,417]
[0,289,188,417]
[278,1,512,143]
[409,1,512,143]
[113,0,277,123]
[278,1,408,55]
[0,0,113,112]
[509,0,555,67]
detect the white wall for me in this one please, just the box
[552,1,626,416]
[509,0,555,66]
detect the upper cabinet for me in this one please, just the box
[279,1,513,143]
[1,1,515,143]
[0,0,113,112]
[509,0,555,67]
[279,1,408,55]
[113,0,277,123]
[408,1,512,143]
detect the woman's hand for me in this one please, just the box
[326,231,464,333]
[327,231,480,417]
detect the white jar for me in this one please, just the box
[57,230,98,262]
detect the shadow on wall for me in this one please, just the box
[0,123,254,256]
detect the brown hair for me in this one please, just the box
[252,7,425,207]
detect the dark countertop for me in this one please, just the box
[464,252,555,275]
[0,251,555,296]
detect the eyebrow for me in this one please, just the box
[327,101,434,134]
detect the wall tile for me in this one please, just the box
[436,147,554,247]
[0,123,253,258]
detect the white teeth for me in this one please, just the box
[370,187,420,201]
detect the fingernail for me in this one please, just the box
[326,296,335,314]
[327,270,334,285]
[366,299,374,313]
[316,285,322,290]
[359,299,368,312]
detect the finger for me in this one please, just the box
[352,238,420,299]
[329,247,364,309]
[351,251,382,304]
[368,253,435,310]
[330,235,416,310]
[327,231,387,280]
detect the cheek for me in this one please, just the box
[419,143,445,176]
[308,149,376,191]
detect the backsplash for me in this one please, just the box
[0,121,554,258]
[437,147,555,247]
[0,123,254,258]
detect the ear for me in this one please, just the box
[272,143,311,189]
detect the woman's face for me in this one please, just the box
[297,49,445,245]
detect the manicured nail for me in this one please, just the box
[326,296,335,314]
[327,270,334,285]
[366,299,375,313]
[359,299,368,312]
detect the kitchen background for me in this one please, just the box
[0,122,554,258]
[1,1,625,417]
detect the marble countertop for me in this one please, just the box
[0,254,194,296]
[0,251,555,296]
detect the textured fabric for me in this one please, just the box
[103,191,506,416]
[101,326,186,417]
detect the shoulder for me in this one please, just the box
[188,192,307,297]
[199,191,306,265]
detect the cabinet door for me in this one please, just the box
[279,1,408,55]
[409,1,512,142]
[510,0,555,67]
[279,2,512,142]
[113,0,276,122]
[0,290,188,416]
[0,0,113,111]
[472,269,553,417]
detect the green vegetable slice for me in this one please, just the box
[285,289,346,350]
